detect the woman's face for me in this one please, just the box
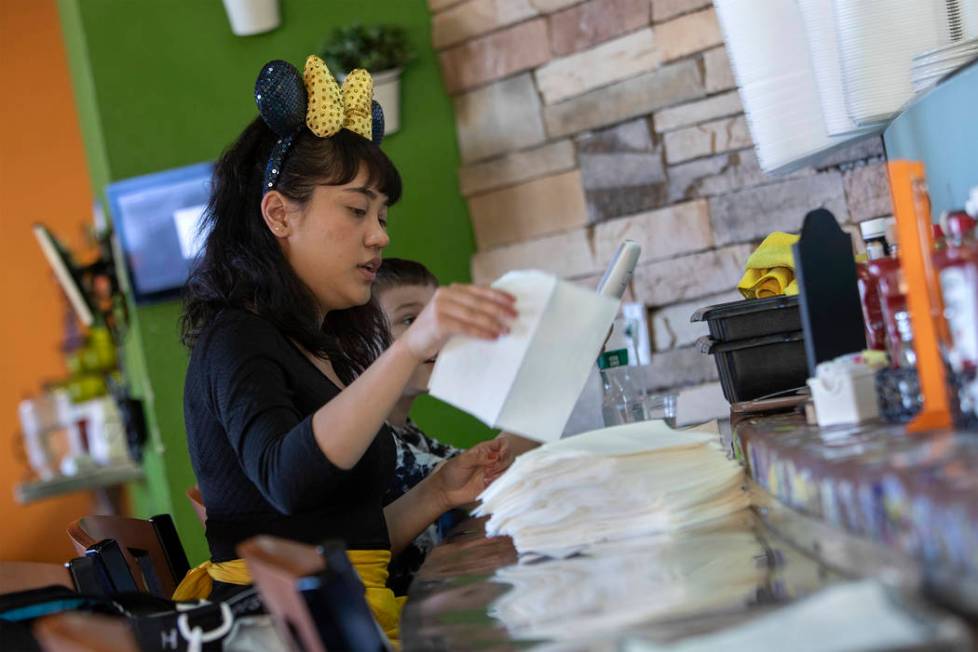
[279,166,390,314]
[378,283,437,396]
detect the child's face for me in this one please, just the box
[378,283,438,396]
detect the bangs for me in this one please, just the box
[355,135,402,205]
[281,128,402,205]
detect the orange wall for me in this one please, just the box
[0,0,96,562]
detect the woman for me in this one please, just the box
[176,57,515,643]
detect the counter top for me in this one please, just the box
[402,491,968,650]
[734,413,978,613]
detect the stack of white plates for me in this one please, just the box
[797,0,881,136]
[714,0,852,174]
[835,0,950,125]
[911,38,978,92]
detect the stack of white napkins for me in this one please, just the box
[475,421,750,558]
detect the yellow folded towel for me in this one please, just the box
[737,232,800,299]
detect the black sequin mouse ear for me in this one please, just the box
[255,60,306,136]
[371,100,385,146]
[254,58,385,194]
[255,60,306,192]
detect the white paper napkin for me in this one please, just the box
[429,270,619,443]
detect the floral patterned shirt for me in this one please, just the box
[384,419,465,595]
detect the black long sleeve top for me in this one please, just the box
[183,308,394,562]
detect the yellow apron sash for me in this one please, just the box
[172,549,403,645]
[171,559,248,601]
[346,550,404,647]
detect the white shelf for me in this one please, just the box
[15,464,144,504]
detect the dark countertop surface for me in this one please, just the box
[402,495,971,651]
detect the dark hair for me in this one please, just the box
[181,117,402,384]
[374,258,439,294]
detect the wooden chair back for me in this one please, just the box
[239,536,328,652]
[66,514,190,598]
[0,561,73,594]
[186,485,207,525]
[34,612,138,652]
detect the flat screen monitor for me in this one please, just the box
[105,162,213,303]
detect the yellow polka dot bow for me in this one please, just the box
[254,55,385,192]
[303,55,374,141]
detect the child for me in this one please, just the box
[375,259,537,594]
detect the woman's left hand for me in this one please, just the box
[434,438,513,509]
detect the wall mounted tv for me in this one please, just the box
[105,162,213,304]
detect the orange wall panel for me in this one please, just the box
[0,0,96,562]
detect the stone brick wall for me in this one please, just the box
[429,0,894,397]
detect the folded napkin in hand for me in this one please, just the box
[429,270,618,443]
[737,231,800,299]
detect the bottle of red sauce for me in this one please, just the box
[932,222,947,251]
[872,222,956,368]
[867,239,910,366]
[935,210,978,423]
[857,241,889,351]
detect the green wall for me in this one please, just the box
[58,0,494,564]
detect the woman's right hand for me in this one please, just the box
[398,284,517,362]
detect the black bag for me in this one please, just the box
[0,584,126,652]
[0,582,265,652]
[130,585,264,652]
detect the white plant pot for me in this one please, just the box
[372,68,402,136]
[222,0,280,36]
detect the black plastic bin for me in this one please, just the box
[691,295,801,342]
[698,331,809,403]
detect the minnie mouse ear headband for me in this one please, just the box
[254,55,386,193]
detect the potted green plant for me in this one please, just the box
[321,24,414,135]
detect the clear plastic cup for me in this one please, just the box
[644,392,678,427]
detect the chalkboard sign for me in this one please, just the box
[792,209,867,376]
